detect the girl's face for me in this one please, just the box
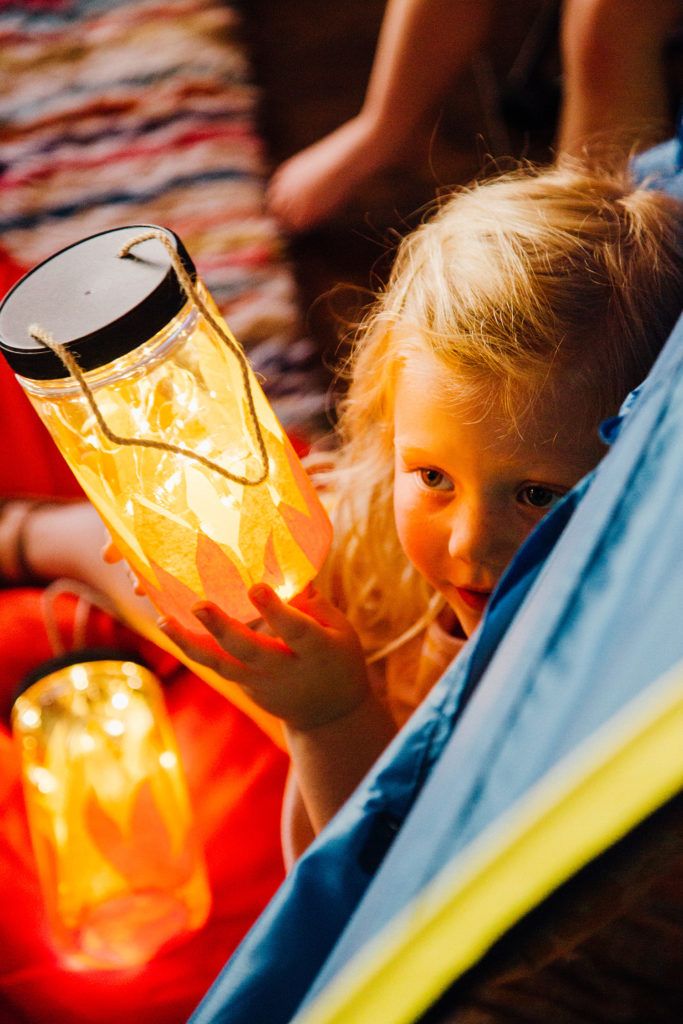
[392,352,604,637]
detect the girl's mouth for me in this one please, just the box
[455,587,492,612]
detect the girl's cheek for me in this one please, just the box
[396,518,422,568]
[394,493,435,578]
[393,478,420,553]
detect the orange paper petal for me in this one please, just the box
[262,530,285,590]
[146,560,204,631]
[196,532,257,622]
[85,781,193,890]
[282,435,330,522]
[278,499,333,574]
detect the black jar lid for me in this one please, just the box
[0,225,196,380]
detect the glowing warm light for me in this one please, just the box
[122,662,144,688]
[20,707,41,729]
[78,733,97,754]
[103,718,125,737]
[23,295,333,635]
[71,665,90,691]
[12,660,211,970]
[28,766,58,795]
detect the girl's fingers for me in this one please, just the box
[192,601,293,665]
[289,585,352,631]
[162,583,348,688]
[159,618,251,680]
[102,539,122,563]
[249,584,328,650]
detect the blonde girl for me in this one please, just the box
[163,163,683,861]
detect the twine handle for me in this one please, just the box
[29,229,269,487]
[40,579,117,657]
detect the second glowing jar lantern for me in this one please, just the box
[0,226,332,633]
[12,653,211,969]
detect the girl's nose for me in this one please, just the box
[447,501,494,565]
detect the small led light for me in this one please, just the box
[111,691,129,710]
[77,733,96,754]
[122,663,144,688]
[28,766,57,794]
[20,707,41,729]
[103,718,125,737]
[71,665,90,691]
[159,750,177,770]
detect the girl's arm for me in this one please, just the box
[283,677,397,839]
[1,499,157,628]
[161,583,397,849]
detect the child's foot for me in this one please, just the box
[266,116,391,233]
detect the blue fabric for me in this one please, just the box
[631,113,683,197]
[189,140,683,1024]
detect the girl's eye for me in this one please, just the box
[518,485,563,510]
[418,468,453,491]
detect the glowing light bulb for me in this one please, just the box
[159,750,177,769]
[103,718,125,737]
[20,707,41,729]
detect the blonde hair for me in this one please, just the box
[316,163,683,654]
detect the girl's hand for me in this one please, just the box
[159,583,371,733]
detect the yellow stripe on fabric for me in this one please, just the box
[294,660,683,1024]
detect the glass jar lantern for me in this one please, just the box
[11,652,211,969]
[0,226,332,634]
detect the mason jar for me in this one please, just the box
[12,652,211,969]
[0,225,332,634]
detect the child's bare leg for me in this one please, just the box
[557,0,681,162]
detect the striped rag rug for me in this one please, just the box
[0,0,328,437]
